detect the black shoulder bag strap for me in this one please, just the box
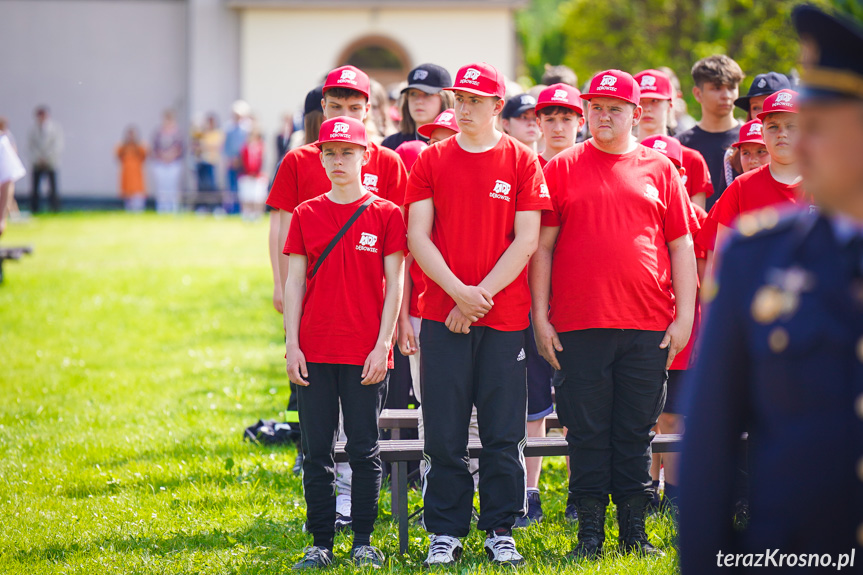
[309,195,375,279]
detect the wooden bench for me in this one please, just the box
[379,408,561,438]
[0,245,33,283]
[335,433,685,554]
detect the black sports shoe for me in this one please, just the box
[292,451,304,475]
[292,546,334,570]
[350,545,384,569]
[564,503,579,524]
[335,512,352,532]
[514,490,544,528]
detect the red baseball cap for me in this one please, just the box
[395,140,427,172]
[641,135,683,168]
[756,89,799,121]
[634,69,674,101]
[417,109,460,139]
[582,69,641,106]
[445,62,506,99]
[732,119,766,148]
[536,83,584,115]
[316,116,368,149]
[323,65,370,99]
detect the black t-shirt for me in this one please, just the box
[676,124,740,209]
[381,131,428,151]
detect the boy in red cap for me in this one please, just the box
[405,62,550,567]
[514,81,585,529]
[532,69,696,559]
[284,116,405,570]
[708,89,808,271]
[416,109,459,145]
[635,69,713,209]
[267,65,408,530]
[535,83,584,168]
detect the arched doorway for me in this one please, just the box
[337,36,411,88]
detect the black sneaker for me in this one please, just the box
[292,546,334,570]
[335,512,352,532]
[350,545,384,569]
[292,451,304,476]
[514,490,544,528]
[564,503,578,523]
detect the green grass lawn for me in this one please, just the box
[0,213,680,574]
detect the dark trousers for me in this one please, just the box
[196,163,217,192]
[31,166,59,213]
[420,319,527,536]
[555,329,667,503]
[297,363,387,539]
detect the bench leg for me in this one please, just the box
[397,460,409,555]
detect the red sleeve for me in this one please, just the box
[710,178,743,228]
[267,151,300,212]
[690,151,713,198]
[284,207,306,256]
[663,166,692,242]
[384,153,407,207]
[694,215,719,252]
[540,159,562,227]
[404,152,433,205]
[515,152,552,212]
[382,203,408,256]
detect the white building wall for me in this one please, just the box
[240,7,515,173]
[0,0,189,199]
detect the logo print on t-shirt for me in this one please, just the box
[413,69,429,81]
[362,173,379,191]
[644,183,660,200]
[640,75,656,89]
[539,184,550,199]
[356,232,379,253]
[681,174,689,185]
[339,69,357,83]
[490,180,512,202]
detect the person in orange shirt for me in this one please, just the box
[116,126,148,212]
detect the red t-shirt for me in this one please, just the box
[284,192,407,368]
[538,155,549,169]
[670,203,707,370]
[404,134,551,331]
[267,142,407,212]
[542,141,692,332]
[701,164,805,251]
[680,146,713,199]
[408,259,425,318]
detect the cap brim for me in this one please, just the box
[733,95,751,111]
[503,105,536,119]
[535,101,583,115]
[322,85,370,99]
[417,124,458,139]
[402,84,445,95]
[756,109,797,122]
[443,86,501,98]
[581,92,638,105]
[731,139,766,148]
[315,139,368,150]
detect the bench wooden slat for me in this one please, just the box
[379,408,561,431]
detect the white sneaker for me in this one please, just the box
[484,532,524,566]
[423,534,463,567]
[336,493,352,517]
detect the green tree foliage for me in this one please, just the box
[517,0,862,97]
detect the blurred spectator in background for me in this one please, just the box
[659,66,697,134]
[224,100,251,212]
[541,63,577,87]
[366,79,397,144]
[238,122,267,221]
[275,113,294,161]
[0,117,21,222]
[28,105,63,213]
[115,126,148,213]
[0,125,26,236]
[151,110,184,214]
[193,113,223,193]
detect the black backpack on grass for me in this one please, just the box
[243,420,300,445]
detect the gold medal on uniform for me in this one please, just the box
[751,267,815,325]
